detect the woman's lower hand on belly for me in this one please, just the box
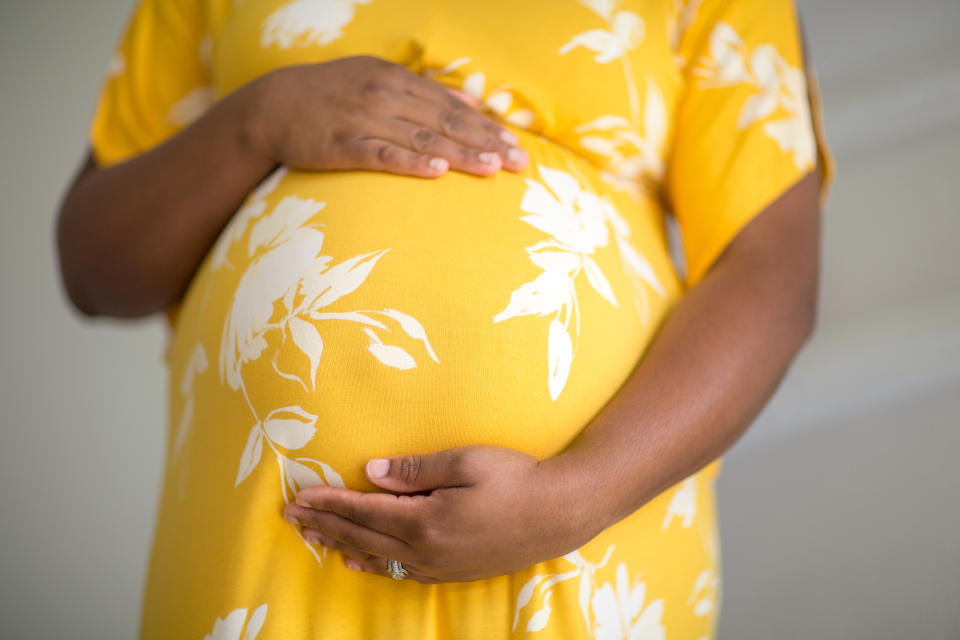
[281,445,606,583]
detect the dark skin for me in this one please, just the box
[56,55,529,317]
[58,52,822,584]
[282,166,823,582]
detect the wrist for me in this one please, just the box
[536,451,625,548]
[235,70,283,165]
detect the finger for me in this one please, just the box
[285,503,411,559]
[346,137,450,178]
[339,548,439,584]
[398,85,529,170]
[371,115,505,177]
[302,526,439,583]
[365,446,480,493]
[291,486,424,541]
[442,87,481,109]
[406,79,520,147]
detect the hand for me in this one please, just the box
[281,446,602,583]
[249,55,529,178]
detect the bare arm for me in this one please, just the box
[557,166,822,533]
[56,56,528,318]
[279,164,823,582]
[56,79,275,318]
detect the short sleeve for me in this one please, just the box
[88,0,215,167]
[666,0,834,286]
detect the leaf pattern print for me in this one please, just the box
[203,603,267,640]
[560,0,645,122]
[494,164,663,400]
[217,184,438,562]
[423,57,536,129]
[667,0,704,65]
[261,0,371,49]
[661,476,697,529]
[171,343,208,496]
[687,568,720,620]
[209,167,289,272]
[692,22,816,170]
[571,77,666,203]
[513,546,664,637]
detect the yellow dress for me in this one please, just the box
[88,1,833,637]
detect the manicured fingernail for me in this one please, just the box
[479,151,499,164]
[345,559,362,571]
[429,157,448,171]
[507,147,528,164]
[284,514,298,525]
[295,498,310,508]
[499,129,519,145]
[367,458,390,479]
[307,536,323,546]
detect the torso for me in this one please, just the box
[148,2,721,637]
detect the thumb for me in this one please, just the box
[366,448,475,493]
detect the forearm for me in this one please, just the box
[549,172,821,538]
[56,76,277,318]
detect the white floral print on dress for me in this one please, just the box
[494,164,663,401]
[261,0,371,49]
[217,186,438,562]
[203,603,267,640]
[692,22,816,170]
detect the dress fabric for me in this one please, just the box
[88,0,833,638]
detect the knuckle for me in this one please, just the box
[359,78,391,101]
[375,143,395,165]
[330,126,352,147]
[441,110,467,135]
[410,127,437,151]
[408,517,432,544]
[398,454,423,486]
[339,527,363,549]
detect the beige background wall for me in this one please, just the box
[1,0,957,638]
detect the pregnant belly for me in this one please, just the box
[168,133,682,494]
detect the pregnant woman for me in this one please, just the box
[57,0,833,637]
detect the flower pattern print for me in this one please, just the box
[592,564,666,640]
[423,57,537,129]
[165,37,217,127]
[560,0,645,122]
[218,186,439,563]
[203,604,267,640]
[692,22,816,170]
[494,163,663,401]
[261,0,371,49]
[513,547,666,638]
[570,77,666,203]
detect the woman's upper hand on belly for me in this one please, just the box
[251,55,529,178]
[281,445,604,583]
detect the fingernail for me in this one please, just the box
[507,147,528,164]
[283,514,298,525]
[499,129,519,145]
[367,458,390,479]
[345,559,362,571]
[479,151,499,164]
[307,536,324,546]
[295,498,310,508]
[429,157,448,171]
